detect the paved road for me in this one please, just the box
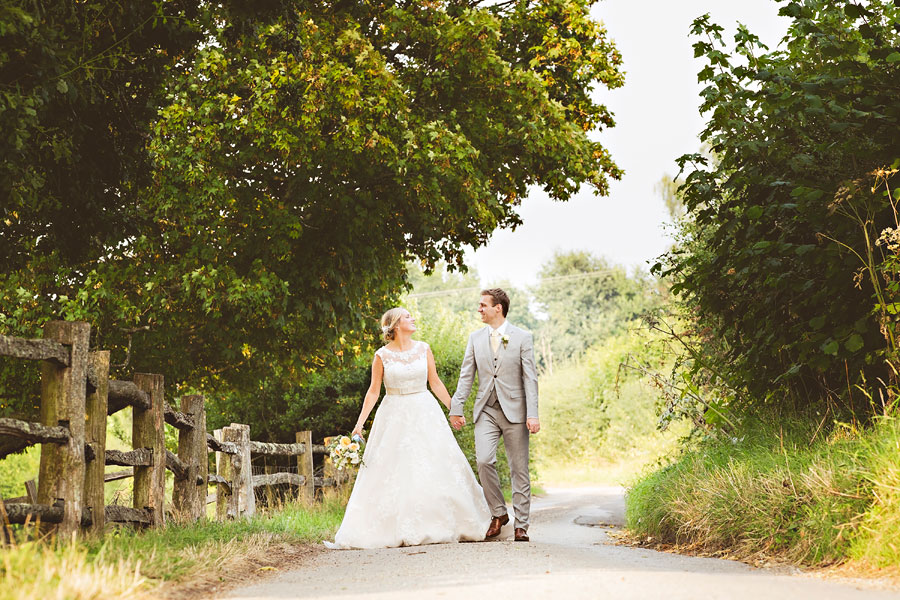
[223,487,900,600]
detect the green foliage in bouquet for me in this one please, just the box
[327,435,365,471]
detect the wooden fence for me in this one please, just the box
[0,321,342,540]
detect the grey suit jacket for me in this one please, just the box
[450,323,539,424]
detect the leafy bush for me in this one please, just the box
[657,0,900,421]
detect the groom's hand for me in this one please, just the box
[449,415,466,430]
[526,418,541,434]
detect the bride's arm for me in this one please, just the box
[426,348,452,410]
[352,354,384,438]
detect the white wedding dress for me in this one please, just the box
[325,341,490,549]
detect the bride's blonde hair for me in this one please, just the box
[380,307,405,342]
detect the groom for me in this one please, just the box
[450,288,540,542]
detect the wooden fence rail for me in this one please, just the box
[0,321,346,540]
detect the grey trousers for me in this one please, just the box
[474,397,531,530]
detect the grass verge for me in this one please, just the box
[626,415,900,573]
[0,493,345,600]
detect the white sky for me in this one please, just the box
[466,0,791,288]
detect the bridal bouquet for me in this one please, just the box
[327,434,365,471]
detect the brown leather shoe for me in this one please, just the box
[514,527,529,542]
[485,514,509,538]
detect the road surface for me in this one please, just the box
[222,487,899,600]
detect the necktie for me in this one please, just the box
[491,330,500,354]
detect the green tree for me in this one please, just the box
[1,0,624,423]
[532,250,660,366]
[0,0,206,420]
[655,174,686,222]
[0,1,204,272]
[656,0,900,420]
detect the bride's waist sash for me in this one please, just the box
[384,385,427,396]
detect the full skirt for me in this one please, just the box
[326,391,490,549]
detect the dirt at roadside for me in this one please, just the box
[154,542,325,600]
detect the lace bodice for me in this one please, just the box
[376,341,428,395]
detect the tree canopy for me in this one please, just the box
[0,0,624,416]
[657,0,900,419]
[533,250,661,366]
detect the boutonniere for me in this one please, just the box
[501,334,510,348]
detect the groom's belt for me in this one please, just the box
[384,386,426,396]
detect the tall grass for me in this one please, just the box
[626,416,900,567]
[0,495,346,600]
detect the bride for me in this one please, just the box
[325,307,490,549]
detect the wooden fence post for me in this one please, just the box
[37,321,90,539]
[84,351,109,535]
[214,428,231,520]
[296,431,314,504]
[25,480,37,503]
[196,398,209,521]
[133,373,165,527]
[174,394,206,522]
[226,423,255,518]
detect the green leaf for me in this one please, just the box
[844,4,862,18]
[884,302,900,315]
[746,206,764,219]
[822,340,839,355]
[809,316,826,330]
[887,52,900,64]
[845,333,864,353]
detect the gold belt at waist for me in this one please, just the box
[384,386,426,396]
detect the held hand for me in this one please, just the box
[449,415,466,430]
[526,418,540,434]
[351,424,364,439]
